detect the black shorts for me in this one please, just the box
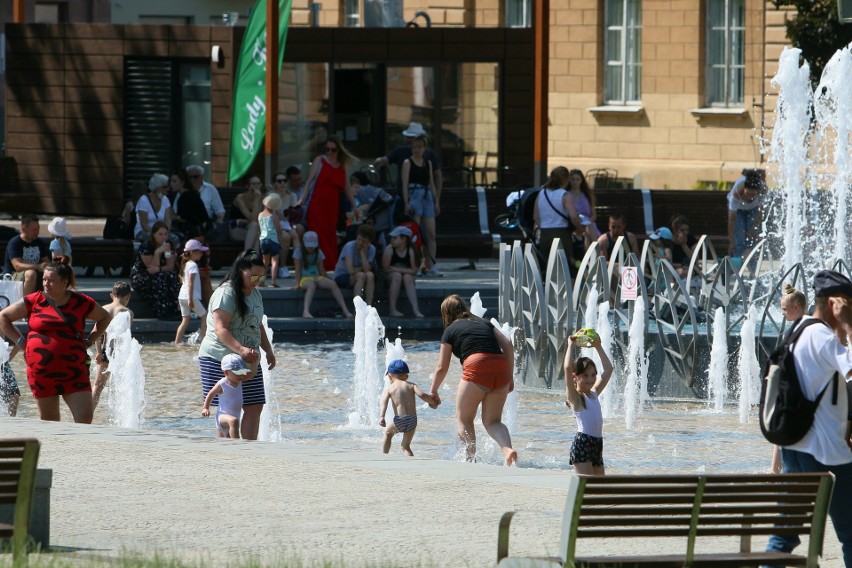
[569,432,604,467]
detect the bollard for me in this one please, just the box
[0,468,51,550]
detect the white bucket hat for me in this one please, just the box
[48,217,71,239]
[402,122,427,138]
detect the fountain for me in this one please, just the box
[104,311,146,429]
[258,315,283,442]
[498,45,852,413]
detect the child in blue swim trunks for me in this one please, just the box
[378,359,436,456]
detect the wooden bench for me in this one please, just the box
[435,186,500,266]
[496,472,835,567]
[0,438,40,566]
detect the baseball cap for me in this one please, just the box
[388,226,412,238]
[303,231,319,248]
[184,239,209,253]
[221,353,252,375]
[649,227,673,241]
[387,359,409,374]
[813,269,852,298]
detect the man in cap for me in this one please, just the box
[764,269,852,565]
[373,122,443,198]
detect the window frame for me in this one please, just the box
[505,0,531,28]
[603,0,642,106]
[705,0,745,107]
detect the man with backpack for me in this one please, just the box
[764,269,852,566]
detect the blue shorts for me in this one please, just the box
[569,432,604,467]
[260,239,282,256]
[334,273,351,289]
[408,184,436,218]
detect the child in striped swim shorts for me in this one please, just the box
[378,359,437,456]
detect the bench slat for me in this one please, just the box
[579,514,813,528]
[581,503,815,516]
[573,551,809,567]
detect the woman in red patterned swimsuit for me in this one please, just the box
[0,262,111,423]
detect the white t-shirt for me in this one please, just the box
[178,260,202,302]
[727,177,762,212]
[200,182,226,219]
[135,194,172,235]
[787,317,852,465]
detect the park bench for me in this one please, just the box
[0,237,135,278]
[435,186,500,267]
[496,472,835,567]
[0,438,40,567]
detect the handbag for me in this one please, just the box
[103,216,133,239]
[283,206,304,225]
[0,274,23,309]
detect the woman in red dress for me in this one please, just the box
[0,262,112,423]
[298,136,357,271]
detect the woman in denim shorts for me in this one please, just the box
[401,136,441,277]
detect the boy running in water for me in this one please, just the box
[92,281,134,410]
[379,359,436,456]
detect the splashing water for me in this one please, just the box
[707,307,728,413]
[737,308,762,424]
[596,301,618,419]
[469,292,486,318]
[491,318,519,434]
[349,296,385,428]
[258,315,283,442]
[105,311,146,429]
[624,297,647,430]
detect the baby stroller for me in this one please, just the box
[495,186,540,246]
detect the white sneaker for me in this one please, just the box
[426,267,443,277]
[278,267,291,278]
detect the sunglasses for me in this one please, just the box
[325,146,338,153]
[189,174,201,179]
[275,178,287,183]
[249,274,264,284]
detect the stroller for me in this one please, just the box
[495,187,540,246]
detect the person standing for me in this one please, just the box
[187,165,227,242]
[373,122,443,199]
[0,262,111,423]
[297,136,357,271]
[764,270,852,566]
[726,169,764,258]
[198,250,276,440]
[402,135,441,277]
[3,214,50,295]
[429,294,517,466]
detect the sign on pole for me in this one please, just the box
[622,266,638,300]
[228,0,293,184]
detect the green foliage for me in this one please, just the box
[773,0,852,84]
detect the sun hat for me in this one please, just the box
[183,239,209,253]
[649,227,673,241]
[813,269,852,298]
[47,217,71,239]
[221,353,252,375]
[388,226,412,238]
[387,359,409,374]
[402,122,427,138]
[263,193,282,210]
[303,231,319,248]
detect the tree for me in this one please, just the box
[774,0,852,83]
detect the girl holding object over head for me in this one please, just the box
[429,294,517,466]
[563,332,614,475]
[174,239,209,344]
[294,231,353,319]
[297,136,357,271]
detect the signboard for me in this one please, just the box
[622,266,638,300]
[228,0,293,183]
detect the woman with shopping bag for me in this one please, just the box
[0,262,112,423]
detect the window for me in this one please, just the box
[342,0,403,27]
[604,0,642,105]
[706,0,744,106]
[505,0,531,28]
[34,3,68,23]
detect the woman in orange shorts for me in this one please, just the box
[429,294,517,465]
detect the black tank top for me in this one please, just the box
[407,159,431,186]
[390,247,411,267]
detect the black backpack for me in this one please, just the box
[759,317,838,446]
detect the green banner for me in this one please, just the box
[228,0,292,183]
